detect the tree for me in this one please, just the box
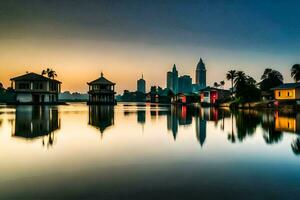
[234,71,261,102]
[213,82,220,88]
[226,70,237,96]
[41,68,57,79]
[291,137,300,155]
[213,81,224,88]
[0,82,3,89]
[291,64,300,82]
[220,80,225,89]
[260,68,283,91]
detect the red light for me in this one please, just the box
[182,96,186,103]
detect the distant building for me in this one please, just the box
[166,64,178,94]
[167,71,173,90]
[137,74,146,94]
[199,87,230,105]
[172,93,199,104]
[272,83,300,101]
[195,58,206,88]
[10,72,61,104]
[87,72,116,105]
[178,75,192,93]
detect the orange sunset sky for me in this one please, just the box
[0,1,298,94]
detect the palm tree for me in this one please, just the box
[234,71,247,87]
[41,68,50,76]
[291,64,300,83]
[41,68,57,79]
[291,137,300,155]
[220,81,225,89]
[261,68,283,82]
[260,68,283,91]
[226,70,237,96]
[213,82,220,88]
[48,70,57,79]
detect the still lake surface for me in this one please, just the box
[0,103,300,199]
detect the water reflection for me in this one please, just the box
[12,106,60,147]
[3,104,300,155]
[121,105,300,153]
[2,103,300,198]
[88,105,114,135]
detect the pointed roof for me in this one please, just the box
[87,73,115,85]
[172,64,177,70]
[196,58,206,70]
[10,72,61,83]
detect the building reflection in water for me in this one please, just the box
[195,115,206,147]
[167,106,178,140]
[274,111,300,133]
[137,110,146,125]
[165,106,300,154]
[88,105,114,136]
[12,106,60,147]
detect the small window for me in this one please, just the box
[278,91,281,97]
[287,92,290,96]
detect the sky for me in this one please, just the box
[0,0,299,94]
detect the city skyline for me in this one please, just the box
[0,0,299,93]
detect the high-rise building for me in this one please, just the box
[166,64,179,94]
[137,74,146,93]
[178,75,192,93]
[172,64,178,94]
[167,71,173,90]
[196,58,206,88]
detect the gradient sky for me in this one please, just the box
[0,0,299,93]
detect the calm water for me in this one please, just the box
[0,103,300,199]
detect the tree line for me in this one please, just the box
[225,64,300,102]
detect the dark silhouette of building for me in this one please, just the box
[88,105,114,135]
[199,86,231,105]
[178,75,192,93]
[121,90,146,102]
[166,64,178,94]
[137,74,146,94]
[195,115,206,147]
[12,106,60,146]
[195,58,206,88]
[167,106,178,140]
[137,110,146,124]
[87,72,116,105]
[10,72,61,104]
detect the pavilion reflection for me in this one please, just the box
[12,106,60,147]
[88,105,114,136]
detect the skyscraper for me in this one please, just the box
[137,74,146,94]
[178,75,192,93]
[166,64,179,94]
[172,64,178,94]
[167,71,173,90]
[196,58,206,88]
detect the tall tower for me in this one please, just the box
[167,71,173,90]
[196,58,206,87]
[137,74,146,94]
[172,64,178,94]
